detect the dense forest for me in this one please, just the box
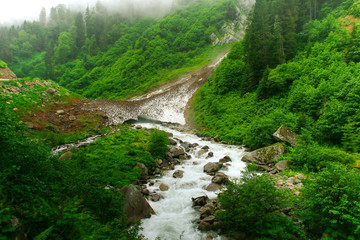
[192,0,360,238]
[2,0,360,239]
[0,0,242,99]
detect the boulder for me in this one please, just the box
[273,125,297,146]
[204,162,223,174]
[119,185,155,223]
[136,162,148,179]
[159,183,169,191]
[136,125,142,129]
[169,146,185,157]
[211,172,229,184]
[241,143,286,165]
[206,152,214,159]
[169,138,177,145]
[46,88,58,95]
[219,156,231,163]
[202,145,210,150]
[275,160,291,172]
[192,195,209,207]
[206,183,222,191]
[173,170,184,178]
[59,151,72,160]
[202,215,216,223]
[198,221,212,231]
[196,149,208,158]
[150,193,162,202]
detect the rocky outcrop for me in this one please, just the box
[241,143,286,165]
[119,185,155,223]
[273,125,297,146]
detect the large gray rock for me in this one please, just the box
[173,170,184,178]
[241,143,286,165]
[206,183,222,191]
[46,88,58,95]
[211,172,229,184]
[273,125,297,146]
[275,160,291,172]
[119,185,155,223]
[169,146,185,157]
[204,162,223,174]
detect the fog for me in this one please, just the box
[0,0,177,25]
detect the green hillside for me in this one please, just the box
[0,0,245,99]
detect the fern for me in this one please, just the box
[33,226,54,240]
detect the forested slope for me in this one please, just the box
[192,1,360,238]
[0,0,249,99]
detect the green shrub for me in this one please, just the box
[0,60,7,69]
[217,171,304,239]
[299,163,360,239]
[148,129,169,159]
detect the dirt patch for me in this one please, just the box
[338,15,360,33]
[24,98,108,133]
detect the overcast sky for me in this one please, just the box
[1,0,98,24]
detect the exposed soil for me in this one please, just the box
[25,98,108,133]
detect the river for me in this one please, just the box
[138,123,246,240]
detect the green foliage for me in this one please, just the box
[149,129,169,159]
[0,102,151,239]
[283,130,356,172]
[299,164,360,239]
[217,171,304,239]
[0,59,7,69]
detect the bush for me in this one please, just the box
[217,171,304,239]
[299,163,360,239]
[148,129,169,159]
[0,59,7,69]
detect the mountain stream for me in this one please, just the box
[138,123,246,240]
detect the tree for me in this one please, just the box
[75,13,86,52]
[39,7,47,26]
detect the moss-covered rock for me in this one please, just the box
[241,143,286,165]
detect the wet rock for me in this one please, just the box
[59,151,72,160]
[213,135,220,142]
[273,125,297,146]
[206,183,222,191]
[159,183,169,191]
[196,149,208,158]
[206,152,214,159]
[169,138,177,145]
[192,195,209,207]
[136,162,148,180]
[211,172,229,184]
[204,162,223,174]
[141,188,150,196]
[150,193,162,202]
[190,143,199,148]
[275,160,291,172]
[202,145,210,150]
[198,221,212,231]
[179,155,187,160]
[119,185,155,223]
[203,215,216,223]
[169,146,185,157]
[180,142,191,149]
[241,143,286,165]
[173,170,184,178]
[219,155,231,163]
[46,88,58,95]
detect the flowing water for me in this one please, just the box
[139,123,247,240]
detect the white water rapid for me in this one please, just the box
[139,123,247,240]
